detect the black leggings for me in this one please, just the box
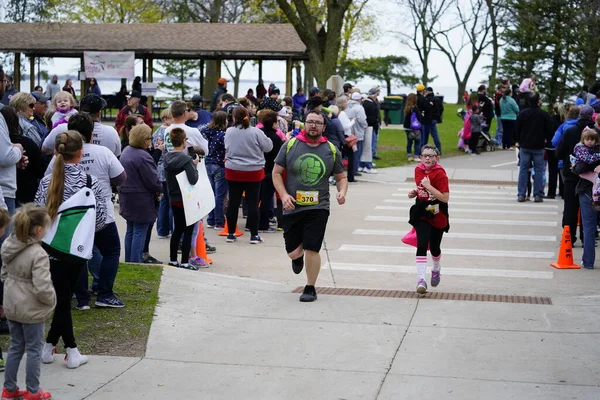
[227,180,261,236]
[469,132,480,153]
[47,258,84,348]
[415,220,444,257]
[259,176,276,230]
[170,204,194,264]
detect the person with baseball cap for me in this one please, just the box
[425,86,443,153]
[186,95,212,128]
[30,92,50,141]
[115,90,153,133]
[211,78,229,112]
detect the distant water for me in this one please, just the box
[20,77,460,103]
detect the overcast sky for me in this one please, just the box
[15,0,493,102]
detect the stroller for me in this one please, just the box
[456,108,496,153]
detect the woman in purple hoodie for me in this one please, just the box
[118,124,162,263]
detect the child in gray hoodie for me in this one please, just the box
[164,127,199,270]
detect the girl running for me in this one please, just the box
[1,204,55,400]
[407,144,450,294]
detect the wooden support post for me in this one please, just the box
[215,58,222,80]
[200,59,205,97]
[258,59,263,83]
[285,57,292,96]
[304,61,312,91]
[121,78,127,92]
[142,58,147,82]
[148,57,154,119]
[80,57,87,97]
[13,53,21,91]
[29,56,35,92]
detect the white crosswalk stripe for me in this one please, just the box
[397,188,517,196]
[324,262,554,279]
[352,229,557,242]
[383,199,559,209]
[338,244,555,259]
[365,215,557,227]
[391,193,558,201]
[374,205,557,216]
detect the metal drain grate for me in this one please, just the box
[292,287,552,305]
[405,177,517,186]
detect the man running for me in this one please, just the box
[273,111,348,302]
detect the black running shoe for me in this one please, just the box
[299,285,317,302]
[292,255,304,274]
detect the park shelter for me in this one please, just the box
[0,22,312,99]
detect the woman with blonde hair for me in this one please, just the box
[9,92,42,147]
[34,130,106,369]
[118,124,162,263]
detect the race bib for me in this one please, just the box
[296,190,319,205]
[425,204,440,215]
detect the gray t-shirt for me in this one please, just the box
[274,139,344,215]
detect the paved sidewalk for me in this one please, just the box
[13,149,600,399]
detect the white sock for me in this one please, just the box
[432,254,441,272]
[416,256,427,281]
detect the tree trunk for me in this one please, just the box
[203,60,218,103]
[456,81,467,106]
[486,0,499,89]
[385,78,392,97]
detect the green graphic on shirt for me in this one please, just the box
[294,154,326,186]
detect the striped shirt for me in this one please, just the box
[35,163,107,232]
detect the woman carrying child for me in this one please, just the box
[1,204,55,400]
[407,145,450,294]
[570,127,600,269]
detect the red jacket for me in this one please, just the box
[115,105,153,133]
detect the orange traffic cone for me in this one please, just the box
[217,221,244,237]
[195,221,213,264]
[550,226,580,269]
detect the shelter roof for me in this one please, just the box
[0,22,308,60]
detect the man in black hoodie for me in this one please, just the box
[556,105,595,246]
[515,93,553,202]
[478,85,494,135]
[426,87,443,153]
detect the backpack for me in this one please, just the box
[42,175,97,264]
[286,137,336,163]
[410,111,421,130]
[462,111,472,140]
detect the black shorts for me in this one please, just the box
[282,209,330,254]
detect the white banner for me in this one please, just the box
[175,159,215,226]
[142,82,158,96]
[84,51,135,79]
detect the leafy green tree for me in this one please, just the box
[275,0,353,88]
[155,59,200,99]
[45,0,166,23]
[344,56,419,96]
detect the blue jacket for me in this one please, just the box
[551,118,579,148]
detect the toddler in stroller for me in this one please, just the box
[457,107,496,154]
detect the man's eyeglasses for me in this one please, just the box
[421,154,437,159]
[305,121,324,126]
[28,103,35,109]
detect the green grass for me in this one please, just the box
[376,104,497,168]
[0,264,163,358]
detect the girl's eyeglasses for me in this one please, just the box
[421,154,437,159]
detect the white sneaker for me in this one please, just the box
[364,168,378,174]
[65,347,88,369]
[357,167,364,172]
[372,162,376,167]
[42,343,55,364]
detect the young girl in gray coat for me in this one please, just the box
[0,204,56,400]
